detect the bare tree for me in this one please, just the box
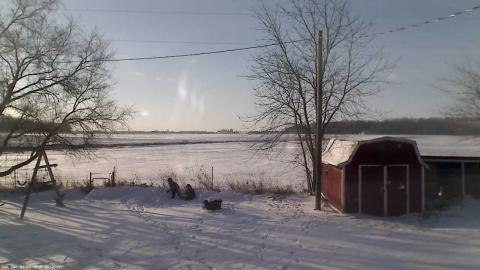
[442,60,480,120]
[0,0,132,177]
[247,0,390,193]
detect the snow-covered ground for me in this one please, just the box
[3,134,480,191]
[1,188,479,269]
[1,141,305,190]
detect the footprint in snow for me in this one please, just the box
[240,228,256,233]
[294,239,304,249]
[230,263,246,269]
[256,253,264,261]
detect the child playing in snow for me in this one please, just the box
[166,178,181,199]
[183,184,196,201]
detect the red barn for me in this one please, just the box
[322,136,427,216]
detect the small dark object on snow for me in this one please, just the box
[0,202,4,206]
[203,199,222,210]
[183,184,196,201]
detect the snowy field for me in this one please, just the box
[2,134,480,190]
[1,188,479,269]
[1,134,305,190]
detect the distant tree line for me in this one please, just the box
[0,116,72,133]
[322,118,480,135]
[216,129,240,134]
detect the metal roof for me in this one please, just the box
[322,136,427,167]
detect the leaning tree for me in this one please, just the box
[247,0,391,195]
[0,0,132,178]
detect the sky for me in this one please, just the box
[58,0,480,131]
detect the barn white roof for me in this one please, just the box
[321,135,471,167]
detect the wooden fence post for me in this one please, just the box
[89,172,93,189]
[111,166,116,187]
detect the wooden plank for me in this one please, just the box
[421,167,425,213]
[42,151,64,206]
[38,164,58,169]
[384,166,387,217]
[20,154,42,219]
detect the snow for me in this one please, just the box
[331,134,480,159]
[0,133,296,148]
[322,136,424,167]
[1,141,305,190]
[322,139,358,167]
[3,134,480,193]
[1,188,479,269]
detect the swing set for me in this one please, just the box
[19,149,65,219]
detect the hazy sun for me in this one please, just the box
[140,110,149,117]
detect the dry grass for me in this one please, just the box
[1,167,302,196]
[226,180,295,195]
[222,173,296,195]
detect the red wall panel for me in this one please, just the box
[322,164,343,211]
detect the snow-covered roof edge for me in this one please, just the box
[323,136,428,168]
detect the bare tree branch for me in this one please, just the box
[0,0,132,177]
[245,0,391,193]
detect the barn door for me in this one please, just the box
[360,165,384,216]
[387,165,408,216]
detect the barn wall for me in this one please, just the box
[409,164,422,212]
[343,141,423,214]
[350,141,421,165]
[345,166,359,213]
[322,164,343,211]
[466,163,480,199]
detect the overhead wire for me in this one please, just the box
[58,8,250,16]
[71,4,480,63]
[368,5,480,37]
[102,39,306,62]
[107,39,254,46]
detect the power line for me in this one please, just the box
[59,8,250,17]
[368,5,480,37]
[108,39,254,46]
[90,4,480,63]
[102,39,306,62]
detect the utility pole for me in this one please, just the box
[315,30,323,210]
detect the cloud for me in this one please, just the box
[190,90,198,109]
[198,98,205,113]
[387,72,399,82]
[155,75,177,84]
[128,71,144,77]
[177,75,188,101]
